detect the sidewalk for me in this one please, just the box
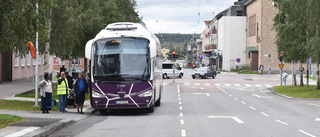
[0,81,95,137]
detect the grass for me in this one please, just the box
[0,100,59,111]
[0,114,26,129]
[15,89,90,101]
[273,85,320,98]
[240,71,260,74]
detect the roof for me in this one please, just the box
[244,46,259,53]
[244,0,256,6]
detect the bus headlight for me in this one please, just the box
[138,90,153,97]
[92,91,105,98]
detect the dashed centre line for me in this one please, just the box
[241,101,246,105]
[298,130,316,137]
[181,129,186,137]
[275,119,288,125]
[179,106,183,110]
[234,97,239,100]
[180,113,183,117]
[260,112,270,117]
[180,119,185,125]
[249,106,256,110]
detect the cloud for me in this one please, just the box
[136,0,236,33]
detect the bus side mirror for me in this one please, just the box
[85,39,94,60]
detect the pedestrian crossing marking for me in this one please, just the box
[184,83,190,85]
[194,83,200,85]
[266,85,272,88]
[255,85,262,87]
[235,84,241,87]
[215,84,221,86]
[225,84,231,86]
[163,83,168,85]
[245,84,251,87]
[204,83,210,86]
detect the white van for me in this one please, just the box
[162,62,183,79]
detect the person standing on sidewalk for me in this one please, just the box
[283,71,288,86]
[259,64,264,75]
[57,72,69,112]
[74,73,88,114]
[39,73,52,114]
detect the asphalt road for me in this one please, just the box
[49,69,320,137]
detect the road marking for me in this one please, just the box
[180,106,183,110]
[255,85,262,87]
[276,119,288,125]
[181,129,186,137]
[204,83,210,86]
[177,85,180,93]
[191,87,204,89]
[207,116,244,124]
[225,84,231,86]
[252,94,273,98]
[194,93,210,96]
[260,112,270,117]
[249,106,256,110]
[217,86,228,94]
[178,94,180,97]
[163,83,168,85]
[241,101,246,105]
[180,119,185,125]
[298,130,316,137]
[215,84,221,86]
[238,88,245,91]
[308,103,320,107]
[315,118,320,121]
[5,126,41,137]
[179,101,182,105]
[194,83,200,85]
[234,97,239,100]
[245,84,251,87]
[180,112,183,117]
[229,94,233,97]
[184,83,190,85]
[179,98,181,101]
[265,85,272,88]
[235,84,241,87]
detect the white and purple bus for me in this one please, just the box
[85,22,163,113]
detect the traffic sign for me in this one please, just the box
[279,64,284,70]
[236,58,241,63]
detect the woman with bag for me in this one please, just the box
[39,73,53,113]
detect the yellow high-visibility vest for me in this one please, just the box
[57,77,69,95]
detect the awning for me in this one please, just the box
[243,46,259,53]
[209,53,217,59]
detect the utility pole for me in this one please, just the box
[34,2,39,107]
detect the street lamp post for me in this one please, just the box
[34,2,39,107]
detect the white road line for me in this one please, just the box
[177,85,180,93]
[216,86,228,94]
[315,118,320,121]
[180,112,183,117]
[265,85,272,88]
[260,112,270,117]
[298,130,316,137]
[234,97,239,100]
[241,101,246,105]
[163,83,168,85]
[204,83,210,86]
[178,94,180,97]
[181,129,187,137]
[245,84,251,87]
[309,103,320,107]
[276,119,288,125]
[255,85,262,87]
[225,84,231,86]
[238,88,245,91]
[184,83,190,85]
[180,119,185,125]
[249,106,256,110]
[179,98,181,101]
[235,84,241,87]
[179,101,182,105]
[194,83,200,85]
[5,126,40,137]
[215,84,221,86]
[229,94,233,97]
[207,116,244,124]
[180,106,183,110]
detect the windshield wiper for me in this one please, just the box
[96,74,129,83]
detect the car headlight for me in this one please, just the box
[138,90,153,97]
[92,91,105,98]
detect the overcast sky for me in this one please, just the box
[135,0,236,34]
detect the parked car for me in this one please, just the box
[192,67,216,79]
[57,67,85,79]
[162,62,184,79]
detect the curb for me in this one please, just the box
[270,88,320,100]
[23,107,96,137]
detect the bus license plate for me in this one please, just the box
[116,101,128,104]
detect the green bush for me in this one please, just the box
[231,69,238,72]
[240,66,250,71]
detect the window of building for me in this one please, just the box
[237,10,243,16]
[27,52,31,66]
[14,55,19,67]
[72,58,81,65]
[249,14,256,37]
[21,56,25,67]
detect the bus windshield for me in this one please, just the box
[93,38,150,83]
